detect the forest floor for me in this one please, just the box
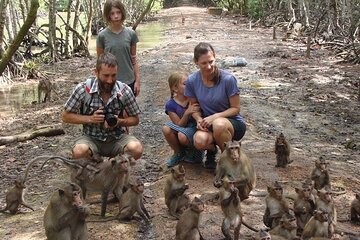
[0,6,359,240]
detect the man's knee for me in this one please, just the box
[124,140,143,160]
[72,144,92,159]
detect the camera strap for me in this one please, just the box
[81,77,124,115]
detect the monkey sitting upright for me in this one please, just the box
[164,165,190,219]
[263,181,289,229]
[316,186,337,238]
[351,192,360,225]
[44,182,90,240]
[274,133,291,168]
[269,213,298,240]
[294,180,315,235]
[301,208,329,240]
[214,140,256,201]
[311,156,330,191]
[0,178,34,214]
[219,175,242,240]
[176,197,205,240]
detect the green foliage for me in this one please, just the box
[247,0,262,19]
[56,0,68,12]
[162,0,182,8]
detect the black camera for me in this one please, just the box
[103,107,117,127]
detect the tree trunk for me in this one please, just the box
[0,0,39,76]
[302,0,310,28]
[132,0,155,30]
[48,0,58,62]
[287,0,296,30]
[84,0,93,45]
[64,0,73,58]
[72,0,81,52]
[9,1,18,37]
[6,3,14,42]
[0,0,9,56]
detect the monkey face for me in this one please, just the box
[315,209,329,222]
[15,179,26,189]
[225,141,241,162]
[302,187,312,199]
[191,197,204,213]
[72,190,84,208]
[172,165,186,182]
[119,159,129,173]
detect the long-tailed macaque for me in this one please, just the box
[294,180,315,235]
[41,155,130,217]
[214,140,256,201]
[316,186,337,238]
[301,208,329,240]
[219,175,242,240]
[274,133,291,168]
[252,229,271,240]
[176,197,205,240]
[263,181,289,229]
[38,77,54,103]
[116,178,150,223]
[44,182,90,240]
[311,157,330,191]
[351,193,360,225]
[269,213,297,240]
[164,165,190,219]
[0,178,34,214]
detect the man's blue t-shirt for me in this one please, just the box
[184,69,244,122]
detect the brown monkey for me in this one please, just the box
[219,175,242,240]
[315,186,337,237]
[294,180,315,235]
[263,181,289,229]
[0,178,34,214]
[0,155,56,214]
[41,155,130,217]
[274,133,291,168]
[44,182,90,240]
[117,178,150,223]
[181,13,185,24]
[301,208,329,240]
[310,156,330,191]
[351,192,360,225]
[89,178,150,223]
[38,77,55,103]
[252,229,271,240]
[269,213,297,240]
[214,140,256,201]
[164,165,190,219]
[176,197,205,240]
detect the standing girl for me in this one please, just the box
[162,72,203,167]
[97,0,140,96]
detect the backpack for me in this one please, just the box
[80,77,125,115]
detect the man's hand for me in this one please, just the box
[90,108,105,124]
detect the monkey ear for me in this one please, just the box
[170,168,175,173]
[267,186,272,193]
[111,159,117,166]
[237,140,242,146]
[295,187,300,193]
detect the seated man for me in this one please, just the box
[62,52,143,163]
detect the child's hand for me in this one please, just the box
[185,102,200,115]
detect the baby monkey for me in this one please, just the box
[274,133,291,167]
[164,165,190,219]
[0,177,34,214]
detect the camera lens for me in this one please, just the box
[105,113,117,127]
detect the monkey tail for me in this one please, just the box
[86,216,121,223]
[242,218,259,232]
[22,155,61,184]
[40,156,78,169]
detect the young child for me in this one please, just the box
[162,72,204,167]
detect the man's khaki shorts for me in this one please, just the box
[74,134,139,157]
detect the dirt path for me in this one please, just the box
[0,6,359,240]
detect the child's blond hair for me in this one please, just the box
[168,72,187,98]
